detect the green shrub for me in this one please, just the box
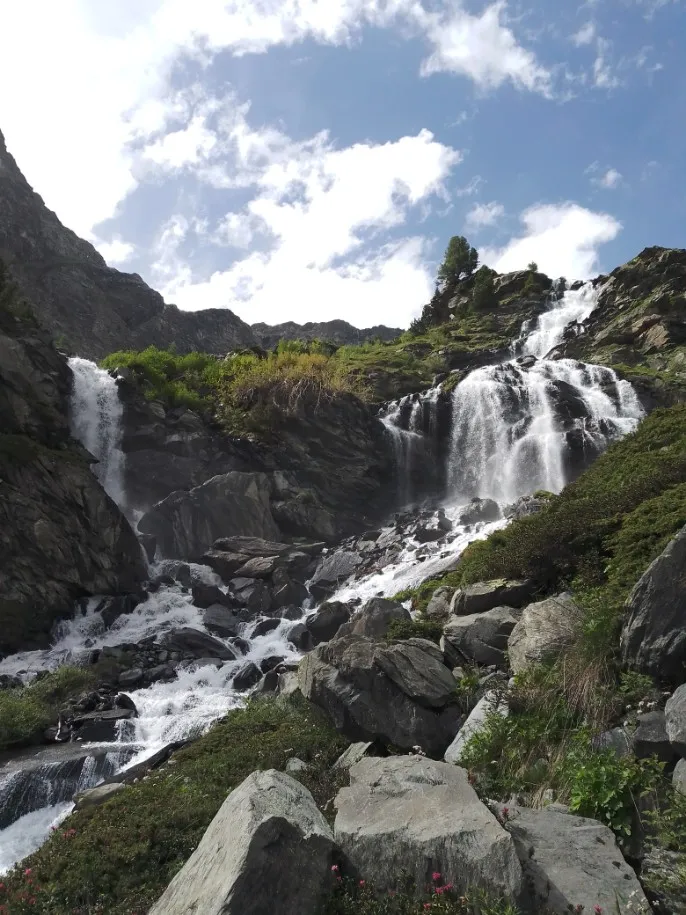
[3,696,348,914]
[385,618,443,644]
[0,667,95,750]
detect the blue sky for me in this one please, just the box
[1,0,685,328]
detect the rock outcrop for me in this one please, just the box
[148,770,335,915]
[508,593,581,675]
[621,525,686,682]
[0,291,146,655]
[251,319,402,349]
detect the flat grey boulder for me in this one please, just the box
[338,597,410,640]
[507,805,651,914]
[299,635,460,757]
[508,593,580,675]
[139,472,281,560]
[306,601,353,645]
[444,692,508,764]
[148,770,335,915]
[334,756,523,901]
[450,579,534,616]
[442,606,520,668]
[666,684,686,757]
[621,524,686,680]
[162,627,237,661]
[203,605,240,638]
[214,536,290,556]
[74,782,126,810]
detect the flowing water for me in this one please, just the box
[0,289,644,871]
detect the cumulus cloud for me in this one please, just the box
[0,0,551,242]
[148,108,462,326]
[481,203,622,279]
[95,238,136,266]
[465,201,505,232]
[587,162,624,189]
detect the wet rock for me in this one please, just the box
[508,593,581,674]
[139,533,157,563]
[201,550,251,582]
[271,567,308,609]
[252,617,281,638]
[118,668,144,689]
[214,536,291,557]
[138,471,281,561]
[334,756,523,902]
[96,593,142,630]
[306,601,353,646]
[71,708,137,742]
[450,579,535,616]
[229,578,272,614]
[287,623,313,652]
[148,772,335,915]
[191,582,232,610]
[259,655,285,674]
[203,605,240,639]
[442,606,520,668]
[174,564,192,589]
[162,628,237,661]
[621,524,686,681]
[232,662,262,691]
[505,494,549,521]
[234,555,281,579]
[309,550,362,600]
[458,498,502,526]
[665,684,686,757]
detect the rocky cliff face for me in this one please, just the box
[554,247,686,407]
[0,290,146,656]
[251,320,402,349]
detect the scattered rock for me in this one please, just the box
[507,805,651,915]
[214,536,291,557]
[271,567,308,609]
[309,550,362,600]
[630,711,676,763]
[621,524,686,681]
[74,782,126,810]
[252,617,282,638]
[425,586,454,622]
[162,628,237,661]
[299,635,460,756]
[334,756,523,902]
[592,728,632,759]
[306,601,353,646]
[444,692,508,765]
[666,684,686,757]
[230,578,272,614]
[285,757,309,774]
[203,605,240,639]
[450,579,534,616]
[148,770,335,915]
[200,550,250,582]
[504,495,549,521]
[232,662,262,691]
[508,593,581,675]
[338,598,410,640]
[332,742,383,772]
[234,555,281,579]
[191,581,233,609]
[118,668,144,689]
[287,623,313,652]
[457,498,502,526]
[442,606,519,668]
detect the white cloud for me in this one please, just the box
[572,22,596,46]
[481,203,621,279]
[95,238,136,266]
[1,0,551,243]
[150,117,461,326]
[465,201,505,231]
[586,162,624,189]
[419,2,552,95]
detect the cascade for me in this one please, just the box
[381,387,442,505]
[382,283,643,507]
[68,357,126,508]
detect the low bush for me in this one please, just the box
[385,618,443,644]
[0,667,95,750]
[2,696,348,914]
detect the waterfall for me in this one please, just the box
[68,358,126,508]
[381,283,644,509]
[447,284,643,505]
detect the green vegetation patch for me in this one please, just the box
[0,667,95,750]
[3,696,348,915]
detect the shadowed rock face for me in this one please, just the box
[0,128,257,359]
[0,306,146,656]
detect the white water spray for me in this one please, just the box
[68,357,126,507]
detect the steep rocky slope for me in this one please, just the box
[0,274,146,656]
[555,247,686,406]
[251,319,402,348]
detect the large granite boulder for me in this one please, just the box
[337,598,410,640]
[138,472,281,560]
[507,805,651,914]
[299,635,460,757]
[508,593,581,675]
[305,601,353,646]
[442,606,520,668]
[621,525,686,682]
[308,550,362,600]
[450,579,535,616]
[161,627,237,661]
[666,684,686,758]
[334,756,523,902]
[148,770,335,915]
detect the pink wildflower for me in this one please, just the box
[594,907,603,915]
[432,872,441,882]
[330,865,339,873]
[24,870,32,877]
[359,880,365,887]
